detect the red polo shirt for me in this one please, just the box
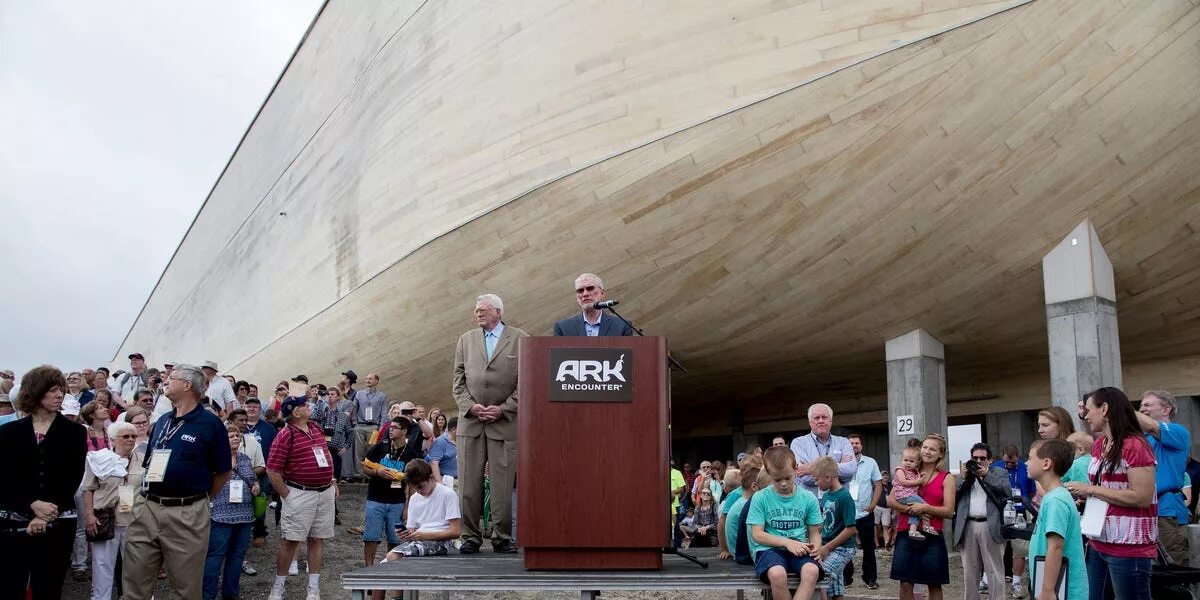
[266,421,334,487]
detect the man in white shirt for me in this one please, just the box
[201,360,237,413]
[117,353,150,404]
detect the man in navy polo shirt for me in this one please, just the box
[122,364,232,600]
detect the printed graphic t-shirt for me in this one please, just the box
[745,485,822,559]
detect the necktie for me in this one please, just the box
[485,332,496,360]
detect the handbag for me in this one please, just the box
[253,493,268,520]
[87,507,116,542]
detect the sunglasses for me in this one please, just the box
[118,434,137,439]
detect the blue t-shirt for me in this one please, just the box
[249,419,277,460]
[1028,486,1087,600]
[819,487,857,549]
[1061,455,1091,485]
[1150,421,1191,524]
[725,496,748,556]
[720,490,741,515]
[426,433,458,478]
[144,406,232,497]
[745,486,822,559]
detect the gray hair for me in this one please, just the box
[575,273,604,290]
[107,420,136,439]
[807,403,833,420]
[172,364,208,398]
[1144,390,1178,418]
[475,294,504,313]
[722,468,741,488]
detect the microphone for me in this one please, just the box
[590,300,619,310]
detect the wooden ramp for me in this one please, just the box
[340,548,828,599]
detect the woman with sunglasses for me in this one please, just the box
[82,421,144,600]
[685,488,720,548]
[121,406,152,454]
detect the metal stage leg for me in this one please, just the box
[581,591,600,600]
[351,591,365,600]
[736,590,745,600]
[441,592,450,600]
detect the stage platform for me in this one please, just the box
[341,548,814,599]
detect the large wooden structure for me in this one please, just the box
[115,0,1200,442]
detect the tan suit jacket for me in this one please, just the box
[453,323,527,440]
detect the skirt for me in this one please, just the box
[889,531,950,586]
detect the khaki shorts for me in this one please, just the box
[874,506,892,527]
[281,486,335,541]
[1010,538,1029,556]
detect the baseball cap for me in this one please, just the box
[61,397,81,416]
[397,401,416,412]
[291,374,309,384]
[341,370,358,384]
[128,353,145,361]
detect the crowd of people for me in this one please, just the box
[0,272,1195,600]
[676,389,1197,600]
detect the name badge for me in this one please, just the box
[147,449,172,482]
[118,485,136,513]
[1081,496,1109,538]
[314,447,330,468]
[230,479,244,503]
[365,407,373,421]
[391,479,404,489]
[849,482,860,502]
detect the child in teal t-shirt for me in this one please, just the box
[746,447,823,600]
[1026,439,1087,600]
[812,457,857,600]
[717,469,745,560]
[720,466,762,562]
[1060,431,1094,484]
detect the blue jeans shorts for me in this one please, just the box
[363,500,405,544]
[754,547,824,583]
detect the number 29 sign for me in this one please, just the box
[895,415,915,436]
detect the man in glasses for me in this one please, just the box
[952,443,1010,600]
[552,273,634,336]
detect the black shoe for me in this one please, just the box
[334,515,342,525]
[865,582,879,590]
[459,540,481,554]
[492,540,518,554]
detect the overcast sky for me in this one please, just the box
[1,1,322,379]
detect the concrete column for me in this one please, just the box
[886,329,947,471]
[1043,219,1121,431]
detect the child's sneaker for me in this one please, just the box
[921,524,940,536]
[909,530,926,541]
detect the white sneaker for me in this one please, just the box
[268,585,285,600]
[306,587,321,600]
[288,560,299,576]
[1012,578,1025,599]
[241,562,257,576]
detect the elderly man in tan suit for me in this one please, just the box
[453,293,527,554]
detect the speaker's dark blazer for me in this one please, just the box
[552,313,635,336]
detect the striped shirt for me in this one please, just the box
[266,421,334,488]
[1087,435,1158,559]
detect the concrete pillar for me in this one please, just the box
[1043,219,1121,431]
[886,329,947,471]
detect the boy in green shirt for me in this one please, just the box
[811,457,857,600]
[717,468,743,559]
[747,447,823,600]
[720,467,760,562]
[1026,439,1087,600]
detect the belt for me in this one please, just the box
[141,492,207,506]
[286,481,332,493]
[357,422,376,427]
[968,517,988,522]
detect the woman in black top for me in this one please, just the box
[0,365,88,600]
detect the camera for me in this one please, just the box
[965,460,981,474]
[401,409,416,416]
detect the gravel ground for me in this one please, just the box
[62,485,971,599]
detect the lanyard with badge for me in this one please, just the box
[296,423,331,469]
[146,416,185,484]
[117,455,137,512]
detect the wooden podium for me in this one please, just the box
[517,336,670,570]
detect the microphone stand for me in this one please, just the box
[605,306,687,374]
[603,306,702,568]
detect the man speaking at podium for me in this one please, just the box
[453,293,527,554]
[553,273,634,336]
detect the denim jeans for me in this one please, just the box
[203,521,252,600]
[1086,548,1151,600]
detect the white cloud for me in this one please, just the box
[0,0,322,377]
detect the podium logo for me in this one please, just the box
[554,354,625,383]
[549,347,633,403]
